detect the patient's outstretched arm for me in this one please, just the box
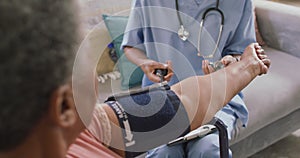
[89,43,270,157]
[172,43,270,129]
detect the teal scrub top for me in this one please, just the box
[122,0,256,125]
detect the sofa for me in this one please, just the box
[230,0,300,157]
[82,0,300,157]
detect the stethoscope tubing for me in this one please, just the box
[175,0,225,58]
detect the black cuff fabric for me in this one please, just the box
[106,88,190,158]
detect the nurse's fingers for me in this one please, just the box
[221,55,237,66]
[147,61,168,70]
[147,72,162,83]
[142,61,167,83]
[164,60,174,82]
[202,60,215,75]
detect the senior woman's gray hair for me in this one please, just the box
[0,0,79,150]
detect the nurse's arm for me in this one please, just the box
[123,46,172,83]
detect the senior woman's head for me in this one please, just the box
[0,0,82,152]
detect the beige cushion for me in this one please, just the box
[232,47,300,143]
[254,0,300,58]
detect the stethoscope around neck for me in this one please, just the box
[176,0,225,58]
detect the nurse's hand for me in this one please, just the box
[202,60,215,75]
[202,55,239,75]
[141,60,173,83]
[221,54,240,66]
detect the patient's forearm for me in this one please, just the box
[171,56,260,129]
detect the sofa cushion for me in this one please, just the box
[254,8,265,46]
[103,15,144,90]
[254,0,300,58]
[232,47,300,143]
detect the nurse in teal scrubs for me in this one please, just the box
[122,0,256,157]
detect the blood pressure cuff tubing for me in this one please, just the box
[105,88,190,158]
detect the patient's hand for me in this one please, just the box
[241,43,271,75]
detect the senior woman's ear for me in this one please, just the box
[48,84,78,129]
[45,82,89,146]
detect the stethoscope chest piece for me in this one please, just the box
[178,25,190,41]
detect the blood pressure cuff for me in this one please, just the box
[105,86,190,158]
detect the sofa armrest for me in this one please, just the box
[254,0,300,58]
